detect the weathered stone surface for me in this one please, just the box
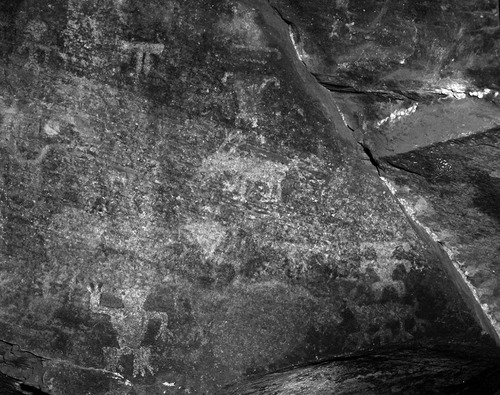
[0,0,498,394]
[223,341,500,394]
[0,340,46,391]
[381,127,500,346]
[267,0,500,160]
[275,0,498,77]
[269,0,500,91]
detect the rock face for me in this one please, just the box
[270,0,500,151]
[0,0,498,394]
[224,342,500,395]
[381,128,500,346]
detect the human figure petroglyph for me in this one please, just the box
[120,41,165,77]
[87,283,171,377]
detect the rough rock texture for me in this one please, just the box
[223,341,500,394]
[381,127,500,345]
[266,0,500,348]
[0,0,499,394]
[270,0,500,156]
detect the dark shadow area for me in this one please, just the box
[0,0,24,56]
[472,170,500,226]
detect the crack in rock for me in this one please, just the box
[0,340,48,394]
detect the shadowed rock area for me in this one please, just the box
[224,341,500,394]
[0,0,499,394]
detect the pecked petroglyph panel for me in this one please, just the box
[199,146,290,205]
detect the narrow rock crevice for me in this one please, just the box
[357,142,383,175]
[380,160,425,178]
[312,75,433,102]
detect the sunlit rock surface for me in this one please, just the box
[0,0,499,394]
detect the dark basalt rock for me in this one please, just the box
[267,0,500,161]
[381,127,500,346]
[0,0,499,394]
[269,0,500,90]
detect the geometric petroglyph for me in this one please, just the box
[120,41,165,78]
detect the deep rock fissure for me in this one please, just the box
[357,142,382,176]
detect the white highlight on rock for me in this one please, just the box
[117,376,132,386]
[435,81,467,99]
[43,120,60,136]
[468,88,498,99]
[376,103,418,127]
[288,25,309,64]
[333,101,350,129]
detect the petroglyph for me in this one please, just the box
[200,143,289,204]
[87,283,171,377]
[359,241,413,300]
[120,41,165,77]
[0,103,55,166]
